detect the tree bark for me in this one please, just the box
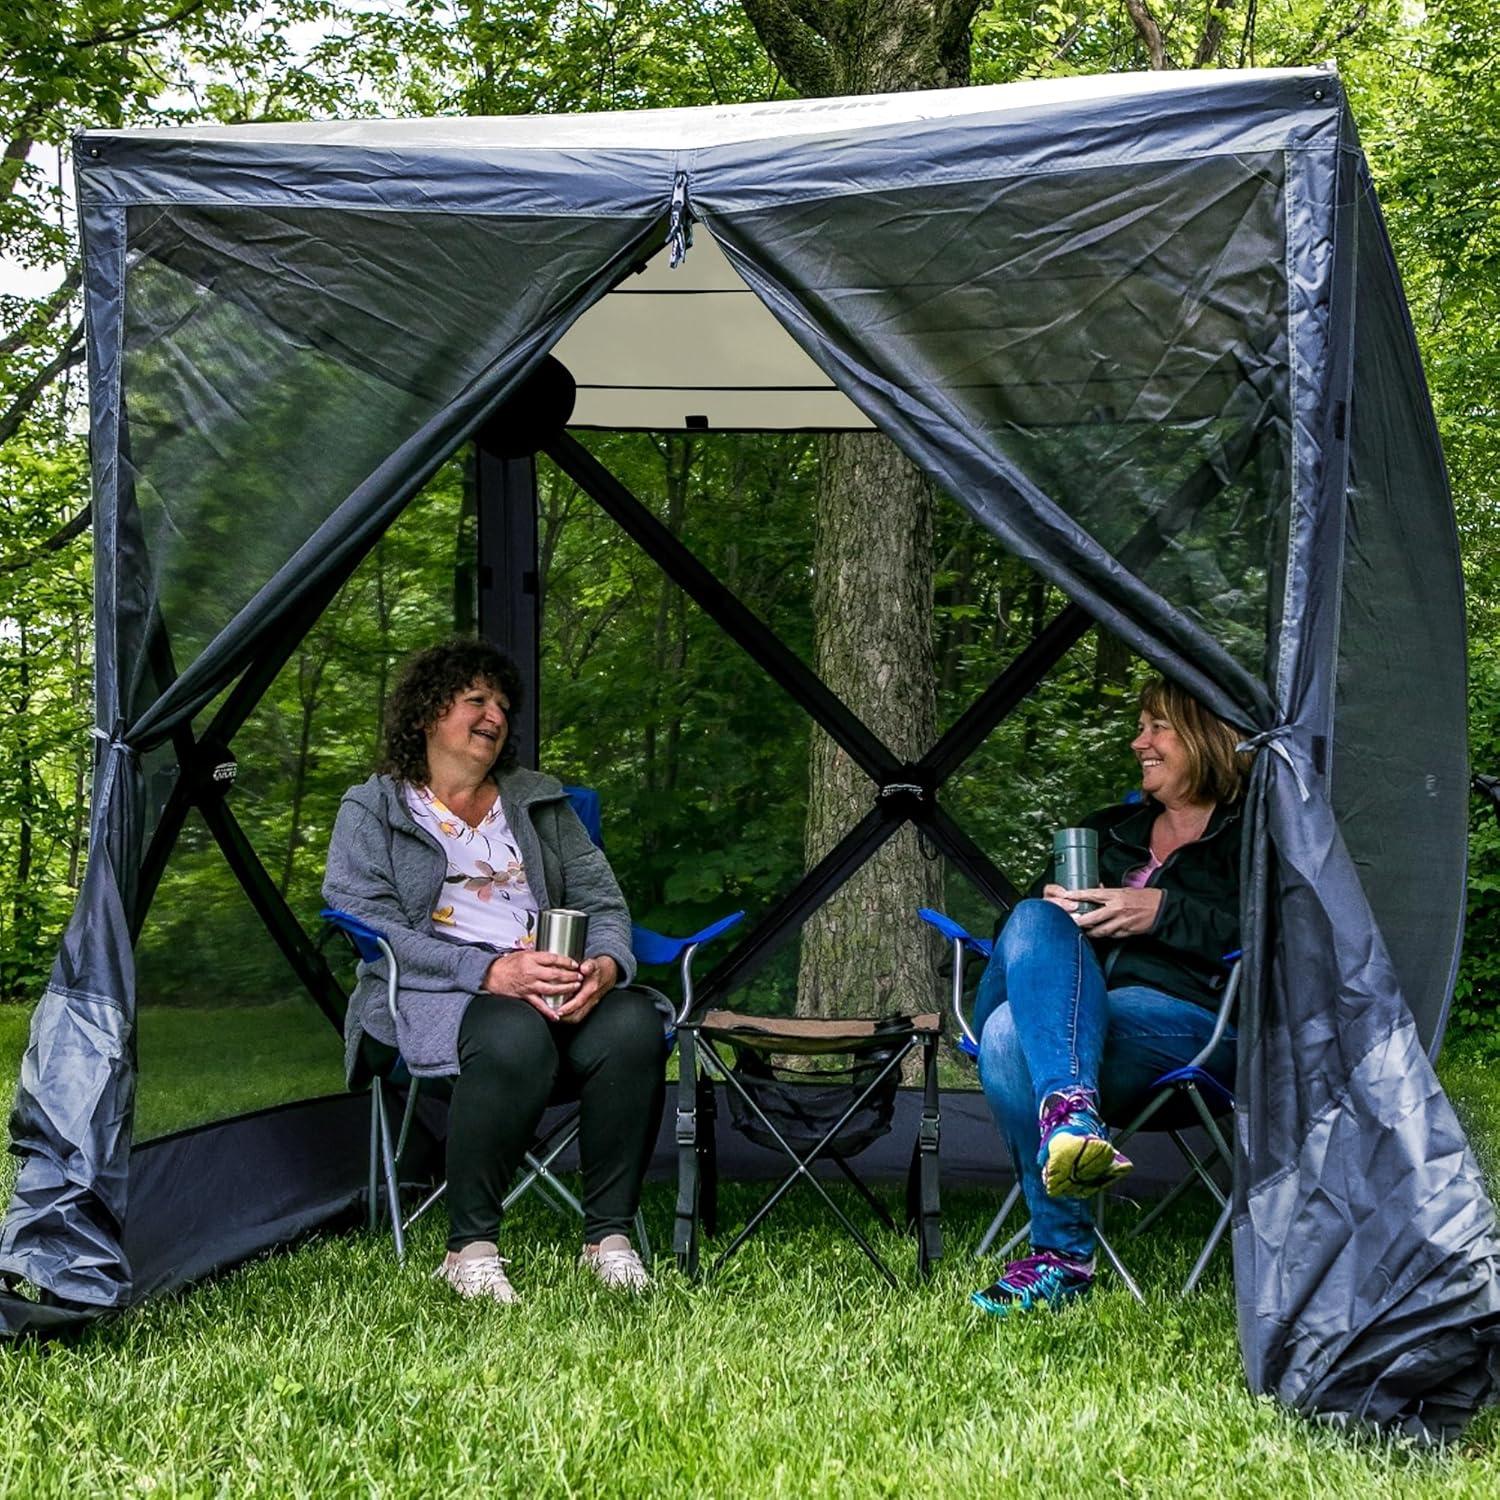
[13,622,34,940]
[454,448,478,636]
[740,0,982,1019]
[797,433,942,1018]
[0,321,86,451]
[1125,0,1170,70]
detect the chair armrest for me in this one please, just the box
[1185,955,1241,1069]
[321,908,402,1028]
[631,910,746,1025]
[917,907,992,1049]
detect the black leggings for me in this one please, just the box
[368,989,667,1251]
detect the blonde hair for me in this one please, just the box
[1138,678,1252,805]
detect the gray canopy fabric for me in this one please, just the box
[2,67,1496,1437]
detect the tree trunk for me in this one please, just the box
[13,622,34,938]
[372,537,391,761]
[797,433,942,1018]
[281,647,328,897]
[739,0,985,1019]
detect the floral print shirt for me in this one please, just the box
[403,784,539,951]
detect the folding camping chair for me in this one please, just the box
[672,1004,943,1287]
[321,904,745,1263]
[918,906,1240,1299]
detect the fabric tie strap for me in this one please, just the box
[89,724,136,759]
[667,170,696,269]
[1236,725,1310,802]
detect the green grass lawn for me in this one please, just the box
[0,1006,1497,1496]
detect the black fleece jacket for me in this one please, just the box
[1019,797,1243,1010]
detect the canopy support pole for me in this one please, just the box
[133,553,370,940]
[546,434,1021,1006]
[476,437,541,768]
[546,433,896,781]
[196,796,347,1029]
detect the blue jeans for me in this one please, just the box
[973,899,1235,1261]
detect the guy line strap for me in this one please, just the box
[1235,725,1311,802]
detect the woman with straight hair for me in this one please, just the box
[971,677,1251,1316]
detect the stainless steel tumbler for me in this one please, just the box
[537,907,589,962]
[1052,828,1100,913]
[537,908,589,1012]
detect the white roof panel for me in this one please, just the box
[89,69,1330,152]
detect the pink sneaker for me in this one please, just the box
[579,1234,651,1293]
[434,1242,518,1304]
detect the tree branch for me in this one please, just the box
[0,504,92,577]
[0,322,86,449]
[738,0,837,97]
[69,0,215,51]
[0,265,81,359]
[1193,0,1235,67]
[1288,5,1368,66]
[933,0,986,88]
[1,131,36,202]
[1125,0,1170,70]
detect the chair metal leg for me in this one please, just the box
[394,1076,422,1161]
[833,1154,898,1231]
[373,1083,405,1264]
[503,1126,584,1216]
[403,1179,447,1232]
[976,1183,1023,1258]
[1184,1197,1233,1294]
[634,1209,652,1266]
[1128,1166,1201,1239]
[1094,1225,1144,1304]
[368,1080,382,1233]
[995,1216,1031,1260]
[696,1037,914,1287]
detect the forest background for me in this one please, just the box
[1,0,1497,1138]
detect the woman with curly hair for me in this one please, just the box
[324,638,665,1303]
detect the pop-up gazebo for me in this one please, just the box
[3,66,1498,1438]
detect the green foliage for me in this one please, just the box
[537,432,817,1008]
[0,431,92,1001]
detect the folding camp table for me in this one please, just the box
[673,1009,942,1286]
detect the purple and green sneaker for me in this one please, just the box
[1037,1087,1132,1198]
[971,1250,1094,1317]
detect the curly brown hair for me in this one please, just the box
[378,638,524,785]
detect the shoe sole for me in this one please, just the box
[1042,1134,1133,1198]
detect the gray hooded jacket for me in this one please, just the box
[323,769,638,1079]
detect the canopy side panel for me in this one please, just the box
[115,198,665,739]
[3,162,671,1308]
[1333,181,1468,1052]
[0,203,144,1308]
[699,150,1293,722]
[1235,120,1500,1440]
